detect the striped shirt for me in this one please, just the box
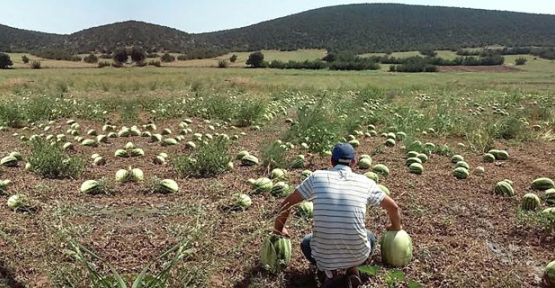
[296,165,385,271]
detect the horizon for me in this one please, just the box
[2,0,555,35]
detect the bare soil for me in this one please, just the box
[0,117,554,287]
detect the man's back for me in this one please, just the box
[297,165,385,271]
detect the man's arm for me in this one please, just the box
[273,190,305,237]
[380,195,402,231]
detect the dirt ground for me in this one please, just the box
[0,115,554,287]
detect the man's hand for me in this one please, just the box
[386,223,402,231]
[273,190,304,238]
[273,227,289,237]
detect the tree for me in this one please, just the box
[160,53,176,63]
[0,53,13,69]
[515,57,527,65]
[83,54,98,64]
[246,51,264,68]
[112,48,128,64]
[218,60,229,68]
[322,53,336,62]
[21,55,29,64]
[229,54,238,63]
[130,46,146,63]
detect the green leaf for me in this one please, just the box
[357,265,379,276]
[388,269,405,282]
[407,280,423,288]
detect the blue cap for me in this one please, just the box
[332,143,356,165]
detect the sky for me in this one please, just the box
[2,0,555,34]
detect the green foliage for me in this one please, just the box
[284,94,365,153]
[30,60,41,69]
[515,57,527,65]
[229,54,238,63]
[130,46,146,63]
[174,139,231,178]
[218,59,229,68]
[517,209,555,232]
[21,54,29,64]
[246,51,264,68]
[160,53,175,63]
[234,99,266,127]
[28,139,84,179]
[83,53,98,63]
[112,48,128,64]
[261,141,288,169]
[0,52,13,69]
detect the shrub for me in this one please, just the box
[261,141,288,169]
[230,54,238,63]
[515,57,527,65]
[174,138,231,178]
[218,59,229,68]
[176,54,188,61]
[130,46,146,63]
[111,62,123,68]
[146,53,159,58]
[160,53,176,63]
[21,55,29,64]
[28,139,84,179]
[83,54,98,64]
[99,54,112,59]
[234,99,266,127]
[148,60,161,67]
[112,48,128,64]
[69,56,82,62]
[0,103,25,128]
[98,61,111,68]
[0,53,13,69]
[31,61,41,69]
[246,51,264,68]
[322,53,336,62]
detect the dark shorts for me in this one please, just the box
[300,230,377,266]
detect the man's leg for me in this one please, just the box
[300,233,316,265]
[367,230,377,255]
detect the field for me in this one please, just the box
[0,54,555,288]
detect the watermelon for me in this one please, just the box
[373,164,390,177]
[241,154,259,166]
[271,182,291,197]
[494,181,514,197]
[521,193,540,211]
[380,230,413,267]
[488,149,509,160]
[409,163,423,175]
[545,260,555,288]
[358,157,372,169]
[453,167,469,179]
[451,155,464,164]
[483,153,496,163]
[260,235,292,273]
[297,201,314,218]
[532,177,555,190]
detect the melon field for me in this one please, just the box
[0,63,554,288]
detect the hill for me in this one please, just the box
[195,4,555,53]
[0,24,63,52]
[62,21,193,53]
[1,4,555,55]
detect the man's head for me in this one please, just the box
[331,143,356,167]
